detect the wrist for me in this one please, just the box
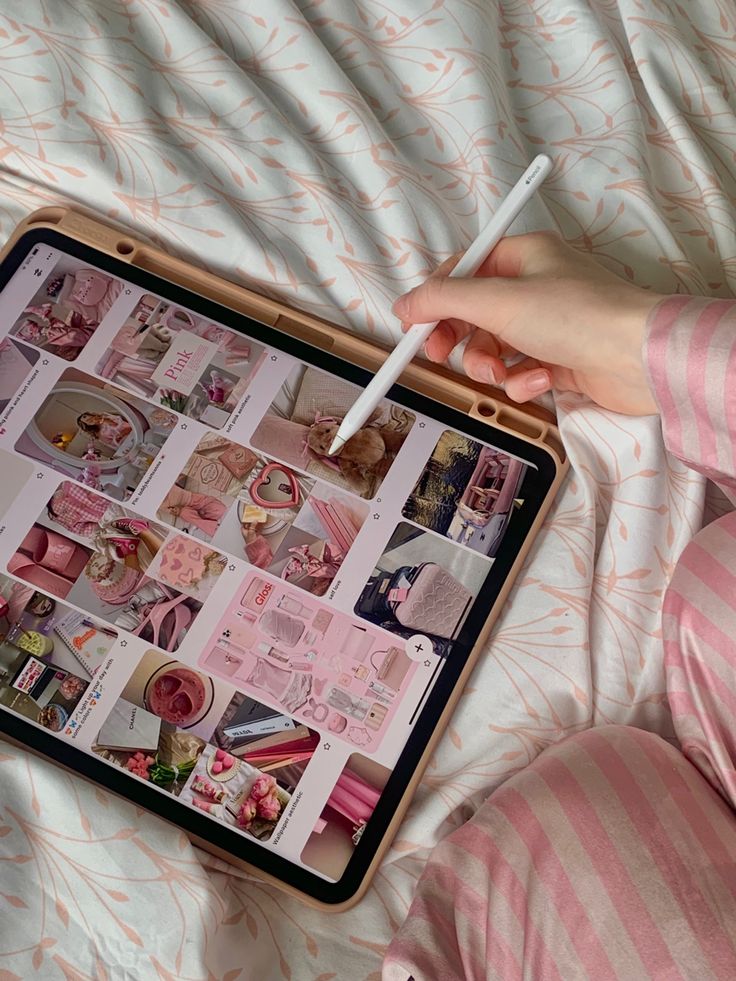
[621,288,663,415]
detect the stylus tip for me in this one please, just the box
[327,435,346,457]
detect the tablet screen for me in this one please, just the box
[0,232,556,902]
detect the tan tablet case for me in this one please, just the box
[0,208,569,911]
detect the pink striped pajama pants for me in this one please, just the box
[383,512,736,980]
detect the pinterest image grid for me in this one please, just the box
[0,242,534,880]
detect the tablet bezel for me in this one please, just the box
[0,226,558,905]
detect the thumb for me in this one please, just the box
[392,274,520,336]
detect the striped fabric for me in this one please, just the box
[382,298,736,980]
[645,296,736,501]
[663,512,736,808]
[383,727,736,981]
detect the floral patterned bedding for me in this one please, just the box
[1,1,735,977]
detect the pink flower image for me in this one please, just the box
[256,791,281,822]
[237,798,257,829]
[250,773,276,801]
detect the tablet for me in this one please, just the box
[0,214,565,908]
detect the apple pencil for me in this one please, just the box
[327,153,553,456]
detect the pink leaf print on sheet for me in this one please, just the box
[1,0,735,977]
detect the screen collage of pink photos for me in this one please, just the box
[0,243,535,881]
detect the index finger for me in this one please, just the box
[423,317,473,362]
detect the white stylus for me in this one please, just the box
[327,153,553,456]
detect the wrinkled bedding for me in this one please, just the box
[1,1,735,977]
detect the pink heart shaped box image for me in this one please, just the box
[249,462,300,509]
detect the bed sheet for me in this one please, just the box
[0,1,735,978]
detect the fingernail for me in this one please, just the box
[527,369,550,393]
[487,364,500,385]
[392,292,411,318]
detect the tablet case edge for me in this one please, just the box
[0,207,570,912]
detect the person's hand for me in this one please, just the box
[392,232,664,415]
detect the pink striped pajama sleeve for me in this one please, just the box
[382,297,736,981]
[645,296,736,501]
